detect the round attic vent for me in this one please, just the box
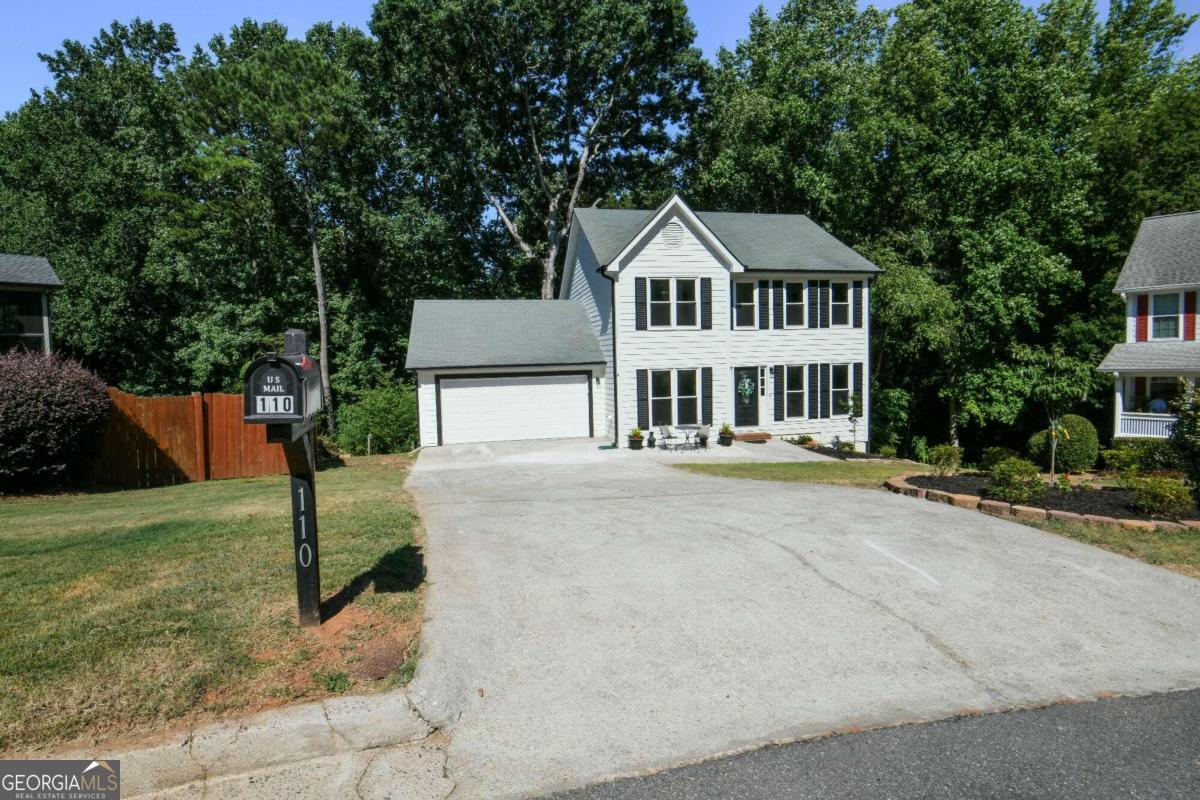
[662,220,685,248]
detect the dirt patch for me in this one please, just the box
[908,474,1200,521]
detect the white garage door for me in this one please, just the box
[439,373,591,445]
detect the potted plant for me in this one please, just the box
[628,427,644,450]
[718,423,734,447]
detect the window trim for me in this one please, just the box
[649,368,701,427]
[783,282,807,329]
[830,362,852,416]
[647,277,700,330]
[1150,292,1183,341]
[830,282,851,328]
[784,364,807,419]
[731,280,757,330]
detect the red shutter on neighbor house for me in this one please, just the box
[1135,294,1149,341]
[1185,292,1197,341]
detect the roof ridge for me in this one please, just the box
[1142,209,1200,221]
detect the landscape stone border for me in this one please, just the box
[883,474,1200,533]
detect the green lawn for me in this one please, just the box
[674,459,926,487]
[0,456,422,754]
[1028,519,1200,579]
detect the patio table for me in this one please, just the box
[676,424,700,449]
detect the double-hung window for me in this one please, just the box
[649,368,699,426]
[732,281,756,329]
[649,278,698,328]
[784,283,805,327]
[1151,293,1181,339]
[831,364,851,414]
[830,282,850,326]
[785,366,806,418]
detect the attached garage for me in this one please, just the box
[406,300,606,447]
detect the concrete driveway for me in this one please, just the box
[405,439,1200,799]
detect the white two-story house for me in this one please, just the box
[406,195,879,449]
[1099,210,1200,439]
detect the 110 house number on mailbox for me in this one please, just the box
[255,369,295,415]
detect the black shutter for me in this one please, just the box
[700,277,712,330]
[819,281,830,328]
[772,280,784,329]
[636,369,649,430]
[701,367,713,425]
[635,278,647,331]
[808,363,819,419]
[807,280,819,328]
[853,362,863,400]
[853,281,863,328]
[774,364,785,421]
[820,363,831,418]
[758,280,770,329]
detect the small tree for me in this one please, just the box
[1168,380,1200,505]
[848,393,863,449]
[1019,346,1094,487]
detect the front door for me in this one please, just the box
[733,366,758,427]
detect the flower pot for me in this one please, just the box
[629,437,644,450]
[718,433,733,447]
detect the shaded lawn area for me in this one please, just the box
[674,460,927,488]
[0,456,422,754]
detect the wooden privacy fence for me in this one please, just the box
[96,388,290,488]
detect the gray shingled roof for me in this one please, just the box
[0,254,61,288]
[573,205,879,273]
[405,299,604,370]
[1098,341,1200,373]
[1114,211,1200,292]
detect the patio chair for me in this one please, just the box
[694,424,710,450]
[657,425,680,451]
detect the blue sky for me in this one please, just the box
[1,0,1198,113]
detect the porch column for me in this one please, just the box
[1113,373,1122,437]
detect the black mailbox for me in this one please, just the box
[244,352,322,424]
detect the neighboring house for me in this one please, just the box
[406,195,879,448]
[0,254,60,353]
[1099,210,1200,439]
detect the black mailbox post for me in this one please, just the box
[244,329,324,627]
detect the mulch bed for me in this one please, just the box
[805,446,890,460]
[908,474,1200,522]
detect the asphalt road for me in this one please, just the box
[550,690,1200,800]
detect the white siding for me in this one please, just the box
[564,235,616,438]
[417,372,438,448]
[611,211,872,449]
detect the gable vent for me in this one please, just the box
[661,220,684,248]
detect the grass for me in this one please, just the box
[1029,519,1200,579]
[674,459,927,488]
[0,456,423,754]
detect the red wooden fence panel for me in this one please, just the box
[95,388,289,488]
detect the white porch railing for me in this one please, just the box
[1118,412,1175,438]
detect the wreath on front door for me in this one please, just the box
[737,375,755,403]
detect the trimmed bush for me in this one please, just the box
[1026,414,1099,472]
[928,444,962,477]
[980,446,1019,473]
[878,445,898,458]
[986,457,1045,504]
[1132,476,1194,519]
[0,352,110,487]
[335,384,419,456]
[1110,437,1182,473]
[1101,448,1139,473]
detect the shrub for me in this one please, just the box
[986,457,1045,504]
[1026,414,1099,472]
[878,445,898,458]
[1132,475,1194,519]
[835,439,855,453]
[910,435,929,463]
[792,433,814,445]
[0,352,111,487]
[1112,437,1183,473]
[335,384,418,455]
[980,446,1019,473]
[1168,386,1200,504]
[928,444,963,477]
[1101,448,1139,473]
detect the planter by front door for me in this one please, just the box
[734,366,758,427]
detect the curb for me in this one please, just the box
[51,690,432,798]
[883,475,1191,533]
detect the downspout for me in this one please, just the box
[599,265,618,447]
